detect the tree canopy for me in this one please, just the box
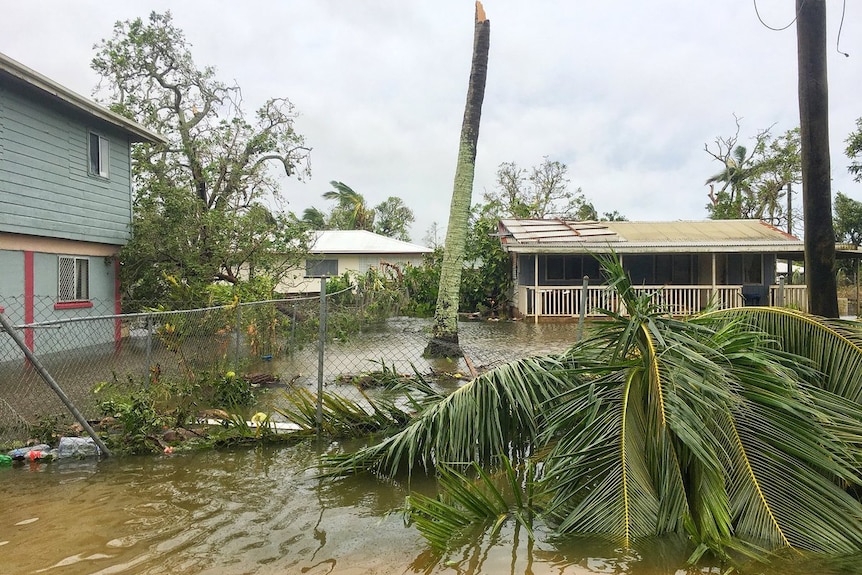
[484,157,598,220]
[834,191,862,246]
[846,117,862,184]
[92,11,311,306]
[704,118,801,230]
[373,196,415,241]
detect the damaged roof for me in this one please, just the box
[497,219,804,255]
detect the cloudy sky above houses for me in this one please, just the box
[2,1,861,244]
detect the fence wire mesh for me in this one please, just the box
[1,291,570,445]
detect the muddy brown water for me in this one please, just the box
[0,320,853,574]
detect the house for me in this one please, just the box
[0,52,164,351]
[280,230,434,293]
[497,218,810,321]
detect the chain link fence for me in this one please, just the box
[0,288,561,445]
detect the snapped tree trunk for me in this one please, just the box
[797,0,839,317]
[425,2,490,358]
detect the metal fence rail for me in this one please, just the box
[0,290,521,444]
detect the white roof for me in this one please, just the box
[309,230,433,254]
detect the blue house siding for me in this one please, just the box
[0,51,161,359]
[0,250,24,323]
[0,85,132,246]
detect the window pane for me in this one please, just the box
[564,256,582,281]
[76,259,89,300]
[743,254,762,284]
[89,133,100,175]
[672,255,692,284]
[545,256,564,280]
[98,136,110,177]
[305,259,338,277]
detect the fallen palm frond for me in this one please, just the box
[322,253,862,562]
[276,387,413,438]
[405,456,536,551]
[320,353,583,478]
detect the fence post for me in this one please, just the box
[777,275,785,307]
[289,304,297,356]
[145,315,153,387]
[317,278,328,433]
[0,311,112,457]
[578,276,589,341]
[235,303,242,372]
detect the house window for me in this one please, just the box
[544,256,582,282]
[88,132,110,178]
[742,254,762,284]
[58,256,89,302]
[305,258,338,277]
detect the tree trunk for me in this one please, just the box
[425,2,491,358]
[797,0,839,317]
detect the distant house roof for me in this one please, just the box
[498,218,804,255]
[0,51,165,144]
[309,230,433,255]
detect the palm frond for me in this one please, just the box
[704,307,862,402]
[405,456,537,551]
[320,354,582,478]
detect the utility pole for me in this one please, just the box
[797,0,838,317]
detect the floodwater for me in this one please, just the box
[0,320,850,574]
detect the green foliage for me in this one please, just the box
[705,119,800,228]
[846,117,862,183]
[485,157,597,219]
[276,388,412,438]
[373,196,415,241]
[92,11,311,310]
[834,191,862,246]
[403,251,442,317]
[461,207,511,315]
[324,255,862,563]
[28,414,69,445]
[323,181,375,231]
[93,368,258,454]
[94,379,167,455]
[405,456,536,552]
[211,371,255,409]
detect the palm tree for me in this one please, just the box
[323,181,374,231]
[426,2,491,358]
[325,255,862,562]
[299,206,327,229]
[705,144,759,219]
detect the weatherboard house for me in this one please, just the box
[0,52,163,351]
[281,230,433,294]
[497,218,808,321]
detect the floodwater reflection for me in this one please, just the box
[3,444,851,575]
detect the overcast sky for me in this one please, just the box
[2,1,861,244]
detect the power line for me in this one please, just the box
[837,0,850,58]
[753,0,805,32]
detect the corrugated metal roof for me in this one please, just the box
[309,230,433,254]
[498,218,803,253]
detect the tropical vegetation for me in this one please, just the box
[322,255,862,566]
[92,11,312,310]
[704,118,801,229]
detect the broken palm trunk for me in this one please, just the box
[425,2,491,358]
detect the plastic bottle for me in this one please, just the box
[28,449,54,462]
[7,444,51,461]
[0,454,12,466]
